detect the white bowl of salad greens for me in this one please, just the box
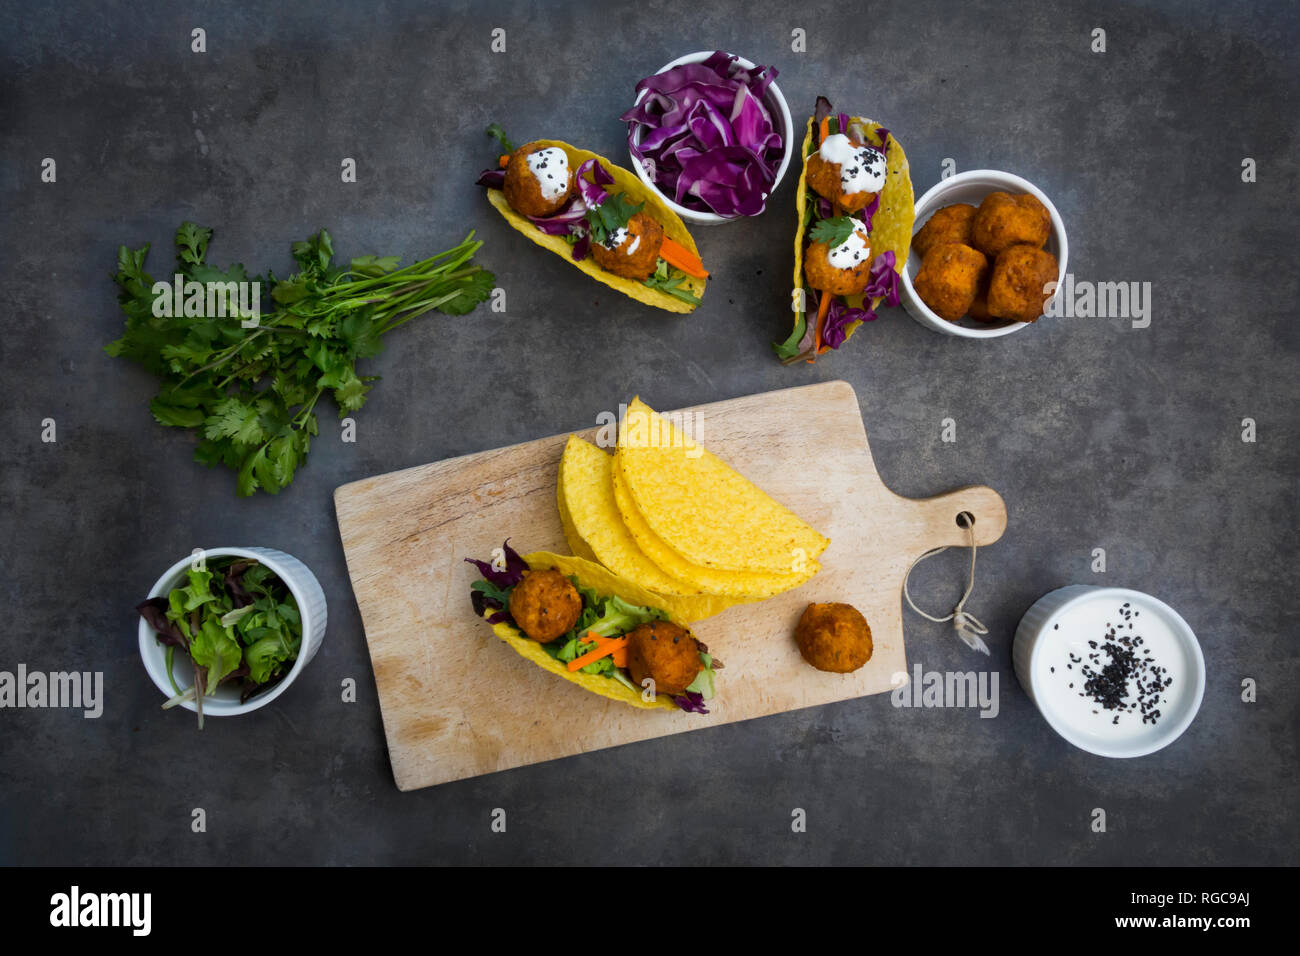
[136,547,327,726]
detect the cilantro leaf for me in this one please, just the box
[486,123,516,154]
[810,216,858,249]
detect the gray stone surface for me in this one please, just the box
[1,0,1295,865]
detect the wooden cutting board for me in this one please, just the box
[334,381,1006,790]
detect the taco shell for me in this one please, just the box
[610,447,818,599]
[790,117,914,346]
[559,435,756,619]
[617,397,829,575]
[484,140,706,314]
[480,551,684,711]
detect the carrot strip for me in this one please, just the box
[567,634,628,672]
[659,238,709,279]
[818,116,830,145]
[808,288,832,361]
[498,154,509,168]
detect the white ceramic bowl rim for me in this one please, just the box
[902,169,1069,338]
[1027,587,1206,758]
[137,546,317,717]
[626,50,794,225]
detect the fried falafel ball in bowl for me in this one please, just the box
[806,133,887,213]
[795,602,873,673]
[503,143,575,219]
[987,244,1059,323]
[913,242,989,321]
[589,211,664,281]
[912,203,977,259]
[803,220,873,297]
[507,568,582,643]
[625,619,702,697]
[971,191,1051,257]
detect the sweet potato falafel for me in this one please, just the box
[589,211,664,280]
[503,143,575,219]
[912,203,977,259]
[971,191,1050,257]
[986,244,1059,323]
[795,602,873,673]
[508,568,582,643]
[913,242,989,321]
[806,134,887,213]
[625,619,702,696]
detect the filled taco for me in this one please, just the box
[475,126,709,313]
[774,97,915,363]
[467,542,719,714]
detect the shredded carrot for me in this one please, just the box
[498,154,509,168]
[807,288,833,361]
[818,116,830,145]
[659,238,709,279]
[567,633,628,672]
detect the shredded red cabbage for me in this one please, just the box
[814,252,900,350]
[465,539,528,589]
[673,690,710,714]
[622,51,783,218]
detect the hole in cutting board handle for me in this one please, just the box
[956,511,975,528]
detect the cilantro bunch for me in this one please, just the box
[107,223,495,495]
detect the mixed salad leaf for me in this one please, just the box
[107,223,495,495]
[136,557,302,727]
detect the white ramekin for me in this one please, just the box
[1013,585,1205,758]
[138,546,328,717]
[626,51,794,226]
[900,169,1068,337]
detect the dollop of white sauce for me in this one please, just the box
[827,222,871,270]
[818,133,886,195]
[603,226,629,250]
[626,234,641,256]
[527,147,569,201]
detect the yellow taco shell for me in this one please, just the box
[617,397,829,575]
[558,435,757,619]
[484,140,706,314]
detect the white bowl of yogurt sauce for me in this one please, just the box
[1013,586,1204,758]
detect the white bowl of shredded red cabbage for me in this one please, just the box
[622,51,793,225]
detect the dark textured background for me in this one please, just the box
[1,0,1295,865]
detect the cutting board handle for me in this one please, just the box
[899,484,1008,556]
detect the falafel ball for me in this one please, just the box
[795,602,873,673]
[503,143,575,219]
[968,282,995,322]
[912,203,977,259]
[971,191,1050,257]
[986,244,1059,323]
[803,223,874,296]
[806,152,878,213]
[625,620,702,696]
[589,211,664,280]
[913,242,989,321]
[507,568,582,643]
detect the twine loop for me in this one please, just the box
[902,513,990,655]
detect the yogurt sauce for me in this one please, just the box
[1033,593,1189,745]
[828,222,871,269]
[527,147,570,201]
[603,226,628,250]
[601,225,641,255]
[818,133,887,195]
